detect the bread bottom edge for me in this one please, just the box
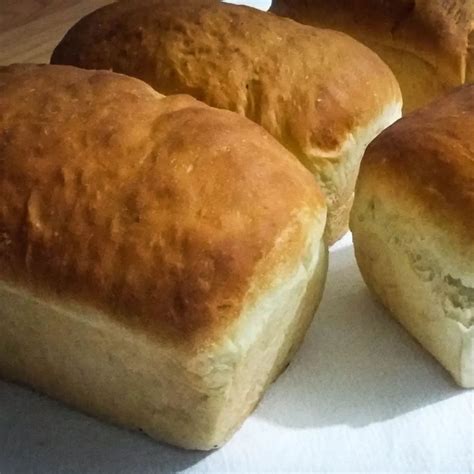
[351,220,473,388]
[0,240,328,449]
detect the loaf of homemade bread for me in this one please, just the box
[351,84,474,388]
[0,64,328,449]
[271,0,474,112]
[51,0,402,244]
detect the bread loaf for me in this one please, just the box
[0,64,328,449]
[271,0,474,112]
[51,0,402,244]
[350,84,474,388]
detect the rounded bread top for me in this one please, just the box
[51,0,401,161]
[358,84,474,239]
[0,64,325,346]
[271,0,474,85]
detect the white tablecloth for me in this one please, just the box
[1,2,473,471]
[1,234,472,473]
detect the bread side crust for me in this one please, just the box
[309,101,401,244]
[0,218,327,449]
[351,191,474,387]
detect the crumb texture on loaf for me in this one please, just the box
[51,0,402,243]
[0,64,325,346]
[351,85,474,387]
[271,0,474,111]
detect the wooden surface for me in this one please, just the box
[0,0,114,65]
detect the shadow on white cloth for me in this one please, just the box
[255,243,460,429]
[0,381,209,473]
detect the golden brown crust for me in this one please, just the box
[51,0,401,245]
[0,64,325,346]
[357,84,474,238]
[272,0,474,85]
[468,26,474,82]
[51,1,399,154]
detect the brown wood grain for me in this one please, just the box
[0,0,114,65]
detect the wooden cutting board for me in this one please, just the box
[0,0,113,65]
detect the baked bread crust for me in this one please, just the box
[351,85,474,387]
[0,64,325,346]
[51,0,402,243]
[271,0,474,111]
[0,64,329,449]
